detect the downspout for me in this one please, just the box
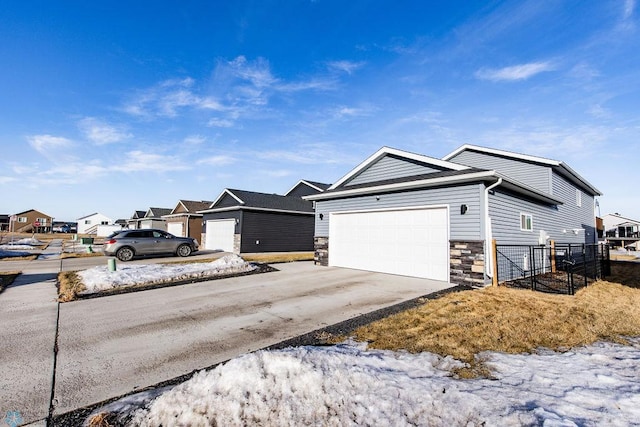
[484,177,503,279]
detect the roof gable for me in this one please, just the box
[284,180,331,198]
[330,147,468,190]
[444,144,601,196]
[171,200,212,214]
[145,207,172,218]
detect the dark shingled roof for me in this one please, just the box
[212,189,314,213]
[146,207,172,218]
[179,200,213,213]
[302,180,331,191]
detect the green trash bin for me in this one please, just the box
[81,237,94,245]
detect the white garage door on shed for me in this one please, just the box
[167,222,184,237]
[205,219,236,252]
[329,206,449,281]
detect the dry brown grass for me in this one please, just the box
[241,252,314,263]
[57,271,86,302]
[606,261,640,288]
[347,280,640,377]
[87,412,115,427]
[0,271,20,292]
[61,251,105,259]
[0,254,38,261]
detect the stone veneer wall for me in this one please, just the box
[314,236,329,266]
[450,240,486,287]
[233,234,241,254]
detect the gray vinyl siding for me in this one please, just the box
[450,151,552,194]
[489,172,596,245]
[315,184,483,241]
[241,211,314,252]
[345,155,446,187]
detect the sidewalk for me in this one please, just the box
[0,240,61,425]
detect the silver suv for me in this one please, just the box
[103,229,199,261]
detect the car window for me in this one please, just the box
[126,230,146,238]
[152,231,167,238]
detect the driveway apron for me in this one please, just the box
[53,262,451,415]
[0,240,61,425]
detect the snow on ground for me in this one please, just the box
[4,237,44,246]
[0,249,32,257]
[123,339,640,426]
[77,254,256,295]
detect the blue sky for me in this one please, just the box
[0,0,638,222]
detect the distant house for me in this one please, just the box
[10,209,53,233]
[126,210,146,230]
[162,200,212,244]
[306,145,601,286]
[139,207,172,230]
[77,213,113,235]
[199,181,329,253]
[602,213,640,250]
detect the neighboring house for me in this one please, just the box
[162,200,212,244]
[602,213,640,250]
[126,210,147,229]
[284,180,331,198]
[0,214,9,231]
[139,207,172,230]
[10,209,53,233]
[77,213,113,235]
[305,145,601,286]
[198,183,328,253]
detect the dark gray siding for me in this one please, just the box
[450,151,552,194]
[214,193,241,209]
[315,184,483,241]
[202,211,241,234]
[286,184,321,198]
[489,172,596,245]
[241,211,314,252]
[345,155,446,187]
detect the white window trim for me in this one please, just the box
[18,217,27,223]
[520,213,533,232]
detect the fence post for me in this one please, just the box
[583,244,588,289]
[550,240,556,273]
[492,239,498,286]
[530,246,535,291]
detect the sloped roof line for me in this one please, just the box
[284,179,331,196]
[443,144,601,196]
[328,146,470,190]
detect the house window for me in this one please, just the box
[37,218,48,224]
[101,221,109,225]
[520,213,533,231]
[85,220,91,224]
[18,217,27,223]
[576,189,582,207]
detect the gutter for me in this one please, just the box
[484,177,502,279]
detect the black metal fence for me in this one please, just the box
[495,243,610,295]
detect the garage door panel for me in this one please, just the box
[329,207,448,281]
[205,219,236,252]
[167,222,184,237]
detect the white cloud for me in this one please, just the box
[197,155,236,166]
[475,61,556,81]
[327,60,366,75]
[257,143,352,165]
[0,176,16,184]
[184,135,206,145]
[207,118,235,128]
[78,117,131,145]
[113,150,189,173]
[262,169,292,177]
[27,134,73,154]
[624,0,635,20]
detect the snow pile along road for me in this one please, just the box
[125,340,640,426]
[78,254,256,295]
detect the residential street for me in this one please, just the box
[0,242,451,425]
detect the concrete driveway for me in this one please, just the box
[1,246,452,424]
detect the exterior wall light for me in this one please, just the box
[460,204,468,215]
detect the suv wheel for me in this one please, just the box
[116,247,135,262]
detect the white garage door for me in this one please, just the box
[329,206,449,280]
[205,219,236,252]
[167,222,184,237]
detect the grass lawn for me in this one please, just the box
[341,264,640,377]
[0,271,20,292]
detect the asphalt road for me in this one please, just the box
[0,242,452,425]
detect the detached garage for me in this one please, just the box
[199,183,328,254]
